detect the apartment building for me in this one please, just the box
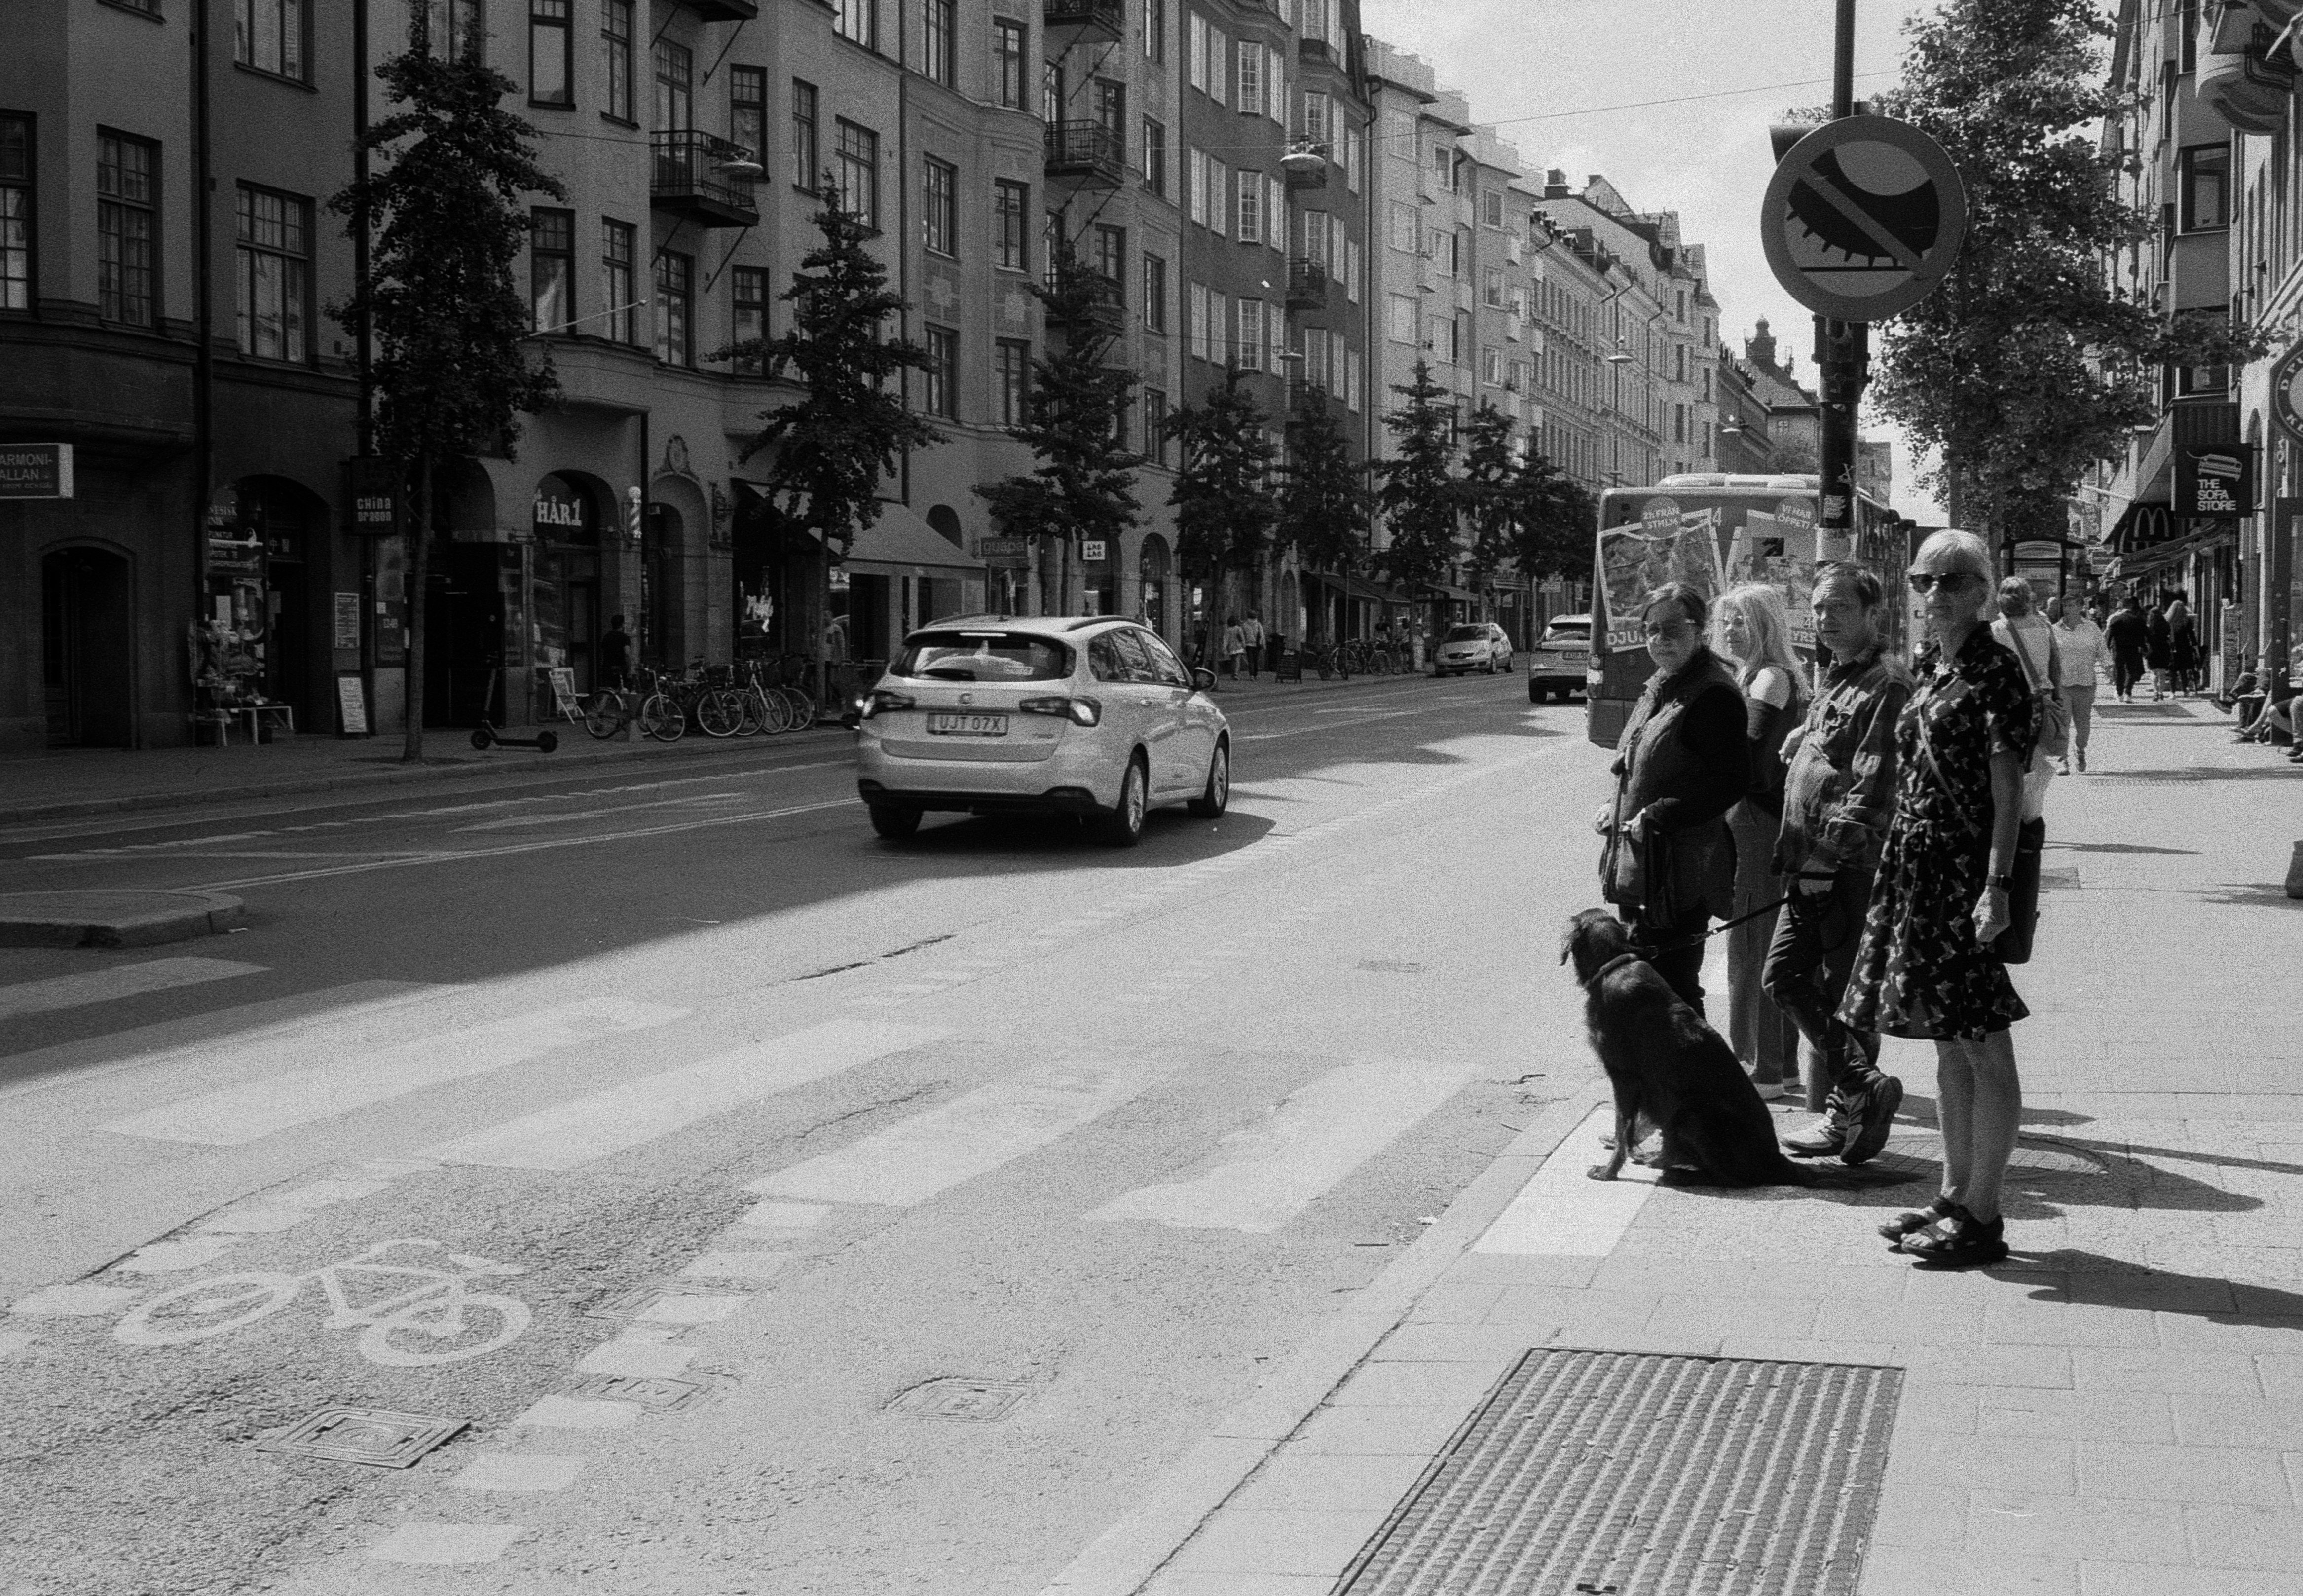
[1715,344,1778,476]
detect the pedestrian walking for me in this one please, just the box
[1841,531,2034,1268]
[2105,593,2147,701]
[1594,581,1751,1015]
[1221,615,1245,682]
[2144,597,2172,700]
[2050,594,2107,773]
[2166,594,2200,694]
[1241,611,1266,679]
[1764,562,1914,1165]
[1991,577,2061,821]
[1713,584,1806,1100]
[599,615,632,692]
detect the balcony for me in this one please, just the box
[1045,120,1127,187]
[1288,380,1333,419]
[1044,0,1122,39]
[675,0,757,19]
[1286,258,1328,312]
[650,129,759,227]
[1299,34,1335,64]
[1078,270,1125,332]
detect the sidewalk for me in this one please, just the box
[1044,697,2303,1596]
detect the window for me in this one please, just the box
[1143,388,1169,465]
[1483,267,1504,308]
[1345,238,1361,303]
[1044,60,1064,123]
[731,265,768,373]
[1142,116,1166,193]
[1143,252,1167,332]
[1094,79,1125,138]
[235,0,306,79]
[924,324,958,418]
[1236,174,1261,243]
[792,80,819,190]
[1187,14,1207,92]
[1346,347,1361,411]
[0,114,29,312]
[1482,189,1503,228]
[1431,143,1454,191]
[993,180,1029,270]
[1235,298,1264,370]
[1428,313,1457,362]
[1235,39,1262,115]
[995,338,1030,426]
[836,0,877,49]
[924,0,955,85]
[655,250,692,366]
[236,185,310,360]
[1264,47,1285,126]
[97,131,156,327]
[1481,345,1502,385]
[1092,223,1125,294]
[1144,0,1165,60]
[832,121,882,226]
[601,0,633,120]
[924,155,957,256]
[653,39,691,131]
[1673,402,1686,444]
[528,0,571,105]
[1387,202,1415,252]
[602,218,635,343]
[994,20,1027,109]
[1207,22,1226,103]
[729,67,765,163]
[1387,293,1415,344]
[1342,118,1360,191]
[1187,281,1209,361]
[528,206,572,333]
[1301,90,1330,144]
[425,0,481,56]
[2181,145,2229,230]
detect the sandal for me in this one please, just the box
[1901,1204,2008,1269]
[1877,1197,1953,1243]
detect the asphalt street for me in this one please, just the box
[0,669,1616,1596]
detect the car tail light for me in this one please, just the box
[1019,695,1101,727]
[859,689,915,719]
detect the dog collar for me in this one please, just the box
[1582,951,1643,990]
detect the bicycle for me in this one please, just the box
[631,664,687,742]
[734,658,793,734]
[771,654,817,730]
[692,662,748,739]
[113,1237,532,1367]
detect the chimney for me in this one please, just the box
[1544,167,1569,198]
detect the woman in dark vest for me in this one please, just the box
[1597,581,1751,1013]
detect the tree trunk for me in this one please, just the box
[401,454,430,764]
[1944,447,1965,530]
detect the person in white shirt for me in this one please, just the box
[2048,596,2107,773]
[1240,611,1266,679]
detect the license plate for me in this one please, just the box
[1555,649,1588,664]
[927,713,1008,736]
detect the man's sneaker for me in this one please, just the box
[1782,1110,1847,1157]
[1841,1075,1905,1165]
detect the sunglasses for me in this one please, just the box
[1905,571,1980,594]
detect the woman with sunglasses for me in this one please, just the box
[1595,581,1750,1013]
[1839,530,2035,1268]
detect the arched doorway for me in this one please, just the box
[422,458,505,727]
[1139,534,1172,643]
[531,471,603,694]
[42,547,135,747]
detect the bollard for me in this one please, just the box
[2287,840,2303,900]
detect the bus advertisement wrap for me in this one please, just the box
[1598,502,1726,651]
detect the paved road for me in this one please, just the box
[1,669,1609,1596]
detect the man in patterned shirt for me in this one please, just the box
[1764,563,1915,1165]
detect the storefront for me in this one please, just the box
[530,472,604,699]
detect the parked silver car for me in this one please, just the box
[1527,613,1592,702]
[1434,621,1514,676]
[853,616,1231,846]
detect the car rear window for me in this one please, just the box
[1543,620,1591,642]
[1444,624,1486,642]
[893,631,1072,681]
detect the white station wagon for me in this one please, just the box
[853,615,1231,846]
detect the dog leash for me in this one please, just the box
[1631,891,1799,955]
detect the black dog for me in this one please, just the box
[1561,909,1913,1189]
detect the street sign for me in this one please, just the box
[346,457,402,536]
[1081,539,1108,562]
[974,535,1030,566]
[2173,444,2254,518]
[0,442,74,499]
[2274,340,2303,445]
[1761,115,1968,322]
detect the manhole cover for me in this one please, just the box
[1334,1348,1900,1596]
[886,1377,1032,1421]
[1358,959,1427,974]
[257,1407,467,1468]
[1879,1137,2102,1180]
[566,1374,710,1412]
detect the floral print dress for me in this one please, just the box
[1837,629,2034,1041]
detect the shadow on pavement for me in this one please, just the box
[2195,883,2303,911]
[2007,1249,2303,1326]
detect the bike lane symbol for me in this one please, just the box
[113,1238,533,1367]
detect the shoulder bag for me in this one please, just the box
[1910,702,2043,964]
[2006,624,2070,759]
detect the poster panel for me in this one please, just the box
[1725,510,1821,650]
[1599,507,1724,651]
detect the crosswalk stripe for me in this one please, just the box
[1471,1107,1661,1255]
[99,997,688,1146]
[418,1020,942,1171]
[1085,1057,1478,1233]
[0,958,266,1022]
[747,1058,1173,1207]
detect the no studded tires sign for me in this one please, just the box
[1762,114,1968,323]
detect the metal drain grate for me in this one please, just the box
[1333,1348,1901,1596]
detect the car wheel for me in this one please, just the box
[1187,739,1230,818]
[1098,755,1149,847]
[867,804,921,840]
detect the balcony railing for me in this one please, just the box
[1044,0,1122,37]
[1286,258,1328,312]
[675,0,757,19]
[650,129,759,227]
[1078,270,1126,331]
[1298,34,1335,64]
[1045,120,1127,186]
[1288,379,1332,417]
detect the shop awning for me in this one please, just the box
[731,482,977,575]
[1346,576,1410,605]
[1425,583,1480,604]
[2115,518,2238,579]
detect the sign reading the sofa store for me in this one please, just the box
[0,443,74,499]
[2172,444,2255,519]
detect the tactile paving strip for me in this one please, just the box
[1332,1348,1901,1596]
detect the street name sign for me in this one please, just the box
[1762,115,1968,322]
[0,443,74,498]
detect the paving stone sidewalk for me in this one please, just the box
[1045,697,2303,1596]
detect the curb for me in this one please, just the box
[1038,1073,1611,1596]
[0,889,247,949]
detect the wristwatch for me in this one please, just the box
[1988,873,2014,891]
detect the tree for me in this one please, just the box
[1458,401,1521,607]
[730,187,944,663]
[329,2,562,762]
[1868,0,2262,539]
[1277,403,1371,644]
[1165,372,1277,628]
[975,239,1139,613]
[1507,454,1598,591]
[1374,360,1462,636]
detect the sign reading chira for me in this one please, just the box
[0,443,74,499]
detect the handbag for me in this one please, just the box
[1911,708,2043,965]
[2004,624,2070,759]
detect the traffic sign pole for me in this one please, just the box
[1818,0,1866,543]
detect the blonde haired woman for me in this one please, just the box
[1715,584,1808,1101]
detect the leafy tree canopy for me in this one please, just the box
[1278,402,1371,577]
[1165,373,1277,586]
[1374,361,1462,614]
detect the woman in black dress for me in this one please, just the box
[1840,531,2033,1268]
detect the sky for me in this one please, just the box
[1359,0,1949,523]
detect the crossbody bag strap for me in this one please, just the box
[1909,687,1987,842]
